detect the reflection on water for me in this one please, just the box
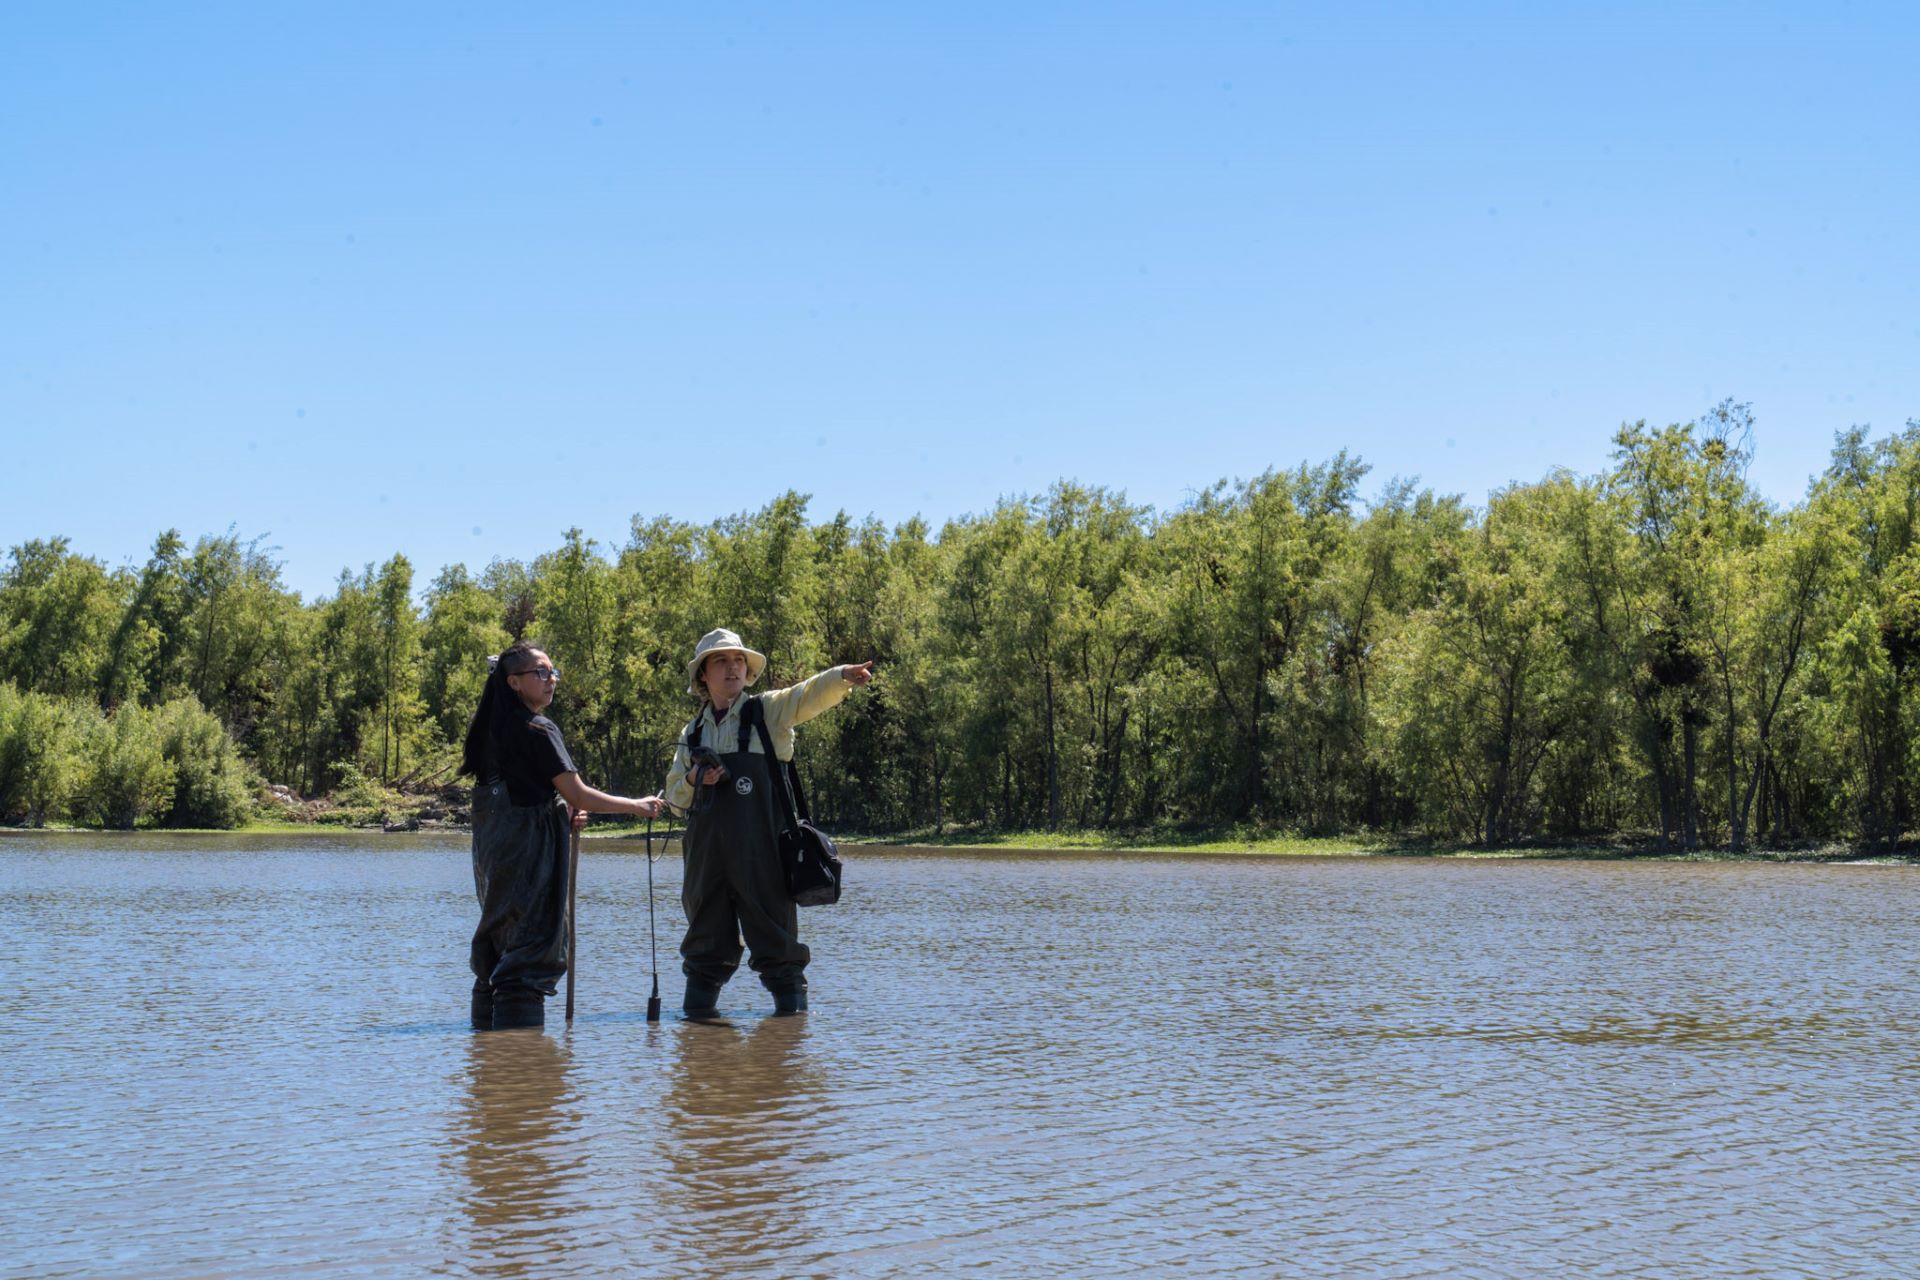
[4,834,1920,1278]
[658,1017,826,1271]
[451,1032,579,1278]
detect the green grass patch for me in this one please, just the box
[837,825,1885,860]
[843,824,1405,856]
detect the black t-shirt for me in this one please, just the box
[484,706,577,805]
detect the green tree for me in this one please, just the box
[1805,421,1920,845]
[179,532,295,742]
[481,558,538,640]
[0,683,87,825]
[369,555,428,781]
[988,496,1073,828]
[1566,414,1760,849]
[1700,503,1836,850]
[807,513,898,829]
[1299,482,1468,831]
[1163,456,1368,823]
[420,565,511,748]
[937,505,1037,825]
[871,516,964,830]
[303,568,383,793]
[535,530,618,782]
[1049,485,1157,828]
[102,530,191,709]
[613,515,705,794]
[698,492,825,683]
[1377,480,1576,843]
[0,538,122,703]
[252,605,325,794]
[154,695,256,828]
[80,701,175,829]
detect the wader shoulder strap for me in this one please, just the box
[682,714,715,814]
[744,696,812,826]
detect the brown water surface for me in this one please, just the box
[5,834,1919,1277]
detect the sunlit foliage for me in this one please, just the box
[6,411,1920,845]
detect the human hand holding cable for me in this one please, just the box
[689,745,728,787]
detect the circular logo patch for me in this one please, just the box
[734,776,754,796]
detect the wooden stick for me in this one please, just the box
[565,815,580,1022]
[645,816,661,1023]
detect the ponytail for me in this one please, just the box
[460,640,543,778]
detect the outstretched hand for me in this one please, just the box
[633,794,663,819]
[842,660,876,687]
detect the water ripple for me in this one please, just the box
[4,840,1920,1276]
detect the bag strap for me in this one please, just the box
[745,696,811,827]
[681,713,713,814]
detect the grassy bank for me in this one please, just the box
[0,815,672,839]
[839,825,1892,861]
[843,827,1395,856]
[6,814,1902,862]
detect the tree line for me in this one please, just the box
[6,404,1920,848]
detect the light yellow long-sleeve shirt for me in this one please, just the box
[662,665,856,814]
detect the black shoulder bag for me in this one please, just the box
[745,697,843,906]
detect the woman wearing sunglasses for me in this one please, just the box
[460,640,663,1030]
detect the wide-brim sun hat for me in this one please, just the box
[686,628,767,696]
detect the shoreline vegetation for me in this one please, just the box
[3,809,1902,863]
[11,413,1920,856]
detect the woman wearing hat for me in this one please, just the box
[663,628,874,1016]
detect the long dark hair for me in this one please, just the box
[459,641,545,779]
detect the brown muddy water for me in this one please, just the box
[4,834,1920,1278]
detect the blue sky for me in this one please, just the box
[6,2,1917,600]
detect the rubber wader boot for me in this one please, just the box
[470,981,494,1031]
[683,980,722,1018]
[491,992,545,1030]
[773,989,808,1015]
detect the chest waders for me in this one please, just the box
[679,697,809,1015]
[469,784,571,1030]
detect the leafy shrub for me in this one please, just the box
[79,702,175,829]
[0,683,86,825]
[154,695,256,828]
[325,761,407,825]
